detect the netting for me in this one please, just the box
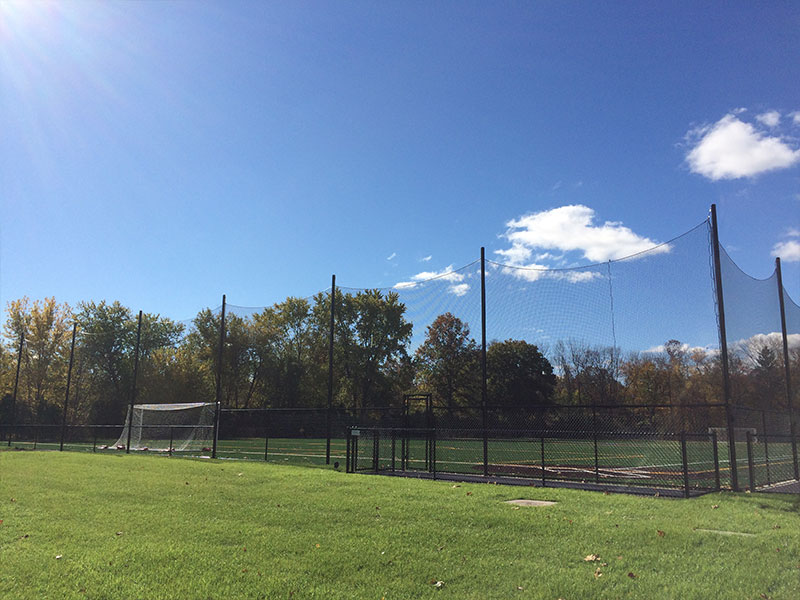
[4,210,800,493]
[114,402,216,451]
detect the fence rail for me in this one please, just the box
[346,426,800,497]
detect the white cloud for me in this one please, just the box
[499,205,669,264]
[449,283,470,297]
[772,239,800,262]
[731,332,800,363]
[791,111,800,125]
[386,252,397,261]
[393,265,470,296]
[643,342,720,357]
[686,113,800,180]
[756,110,781,127]
[420,255,432,262]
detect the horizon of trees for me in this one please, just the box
[1,296,797,432]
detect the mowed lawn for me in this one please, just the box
[1,452,799,600]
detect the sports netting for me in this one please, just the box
[5,213,799,495]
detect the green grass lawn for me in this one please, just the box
[2,451,799,599]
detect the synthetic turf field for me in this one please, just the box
[7,433,794,493]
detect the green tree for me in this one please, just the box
[325,290,413,412]
[487,339,555,407]
[415,313,480,408]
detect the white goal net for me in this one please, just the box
[113,402,217,452]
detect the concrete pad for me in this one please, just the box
[505,499,557,507]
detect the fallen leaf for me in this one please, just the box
[601,562,608,567]
[517,586,524,590]
[451,485,461,488]
[55,555,63,560]
[628,572,637,579]
[432,581,444,588]
[466,492,472,496]
[657,530,665,537]
[0,520,3,525]
[115,531,123,536]
[315,544,320,548]
[584,554,600,562]
[593,568,602,579]
[711,504,719,509]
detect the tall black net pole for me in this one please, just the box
[8,330,24,447]
[481,247,489,476]
[775,258,798,479]
[326,275,336,465]
[212,295,226,459]
[126,310,143,454]
[710,204,738,491]
[59,323,78,451]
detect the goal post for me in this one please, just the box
[113,402,217,452]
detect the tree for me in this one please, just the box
[415,313,480,408]
[75,301,183,423]
[487,339,555,407]
[327,290,413,412]
[3,297,72,423]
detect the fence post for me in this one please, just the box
[345,430,351,473]
[681,432,690,498]
[326,275,336,465]
[373,430,379,472]
[212,296,226,459]
[127,311,143,454]
[8,330,24,447]
[711,430,721,491]
[60,323,78,452]
[169,427,174,457]
[592,405,600,484]
[391,428,396,473]
[480,247,489,477]
[432,426,437,480]
[264,409,269,462]
[746,430,756,491]
[710,204,739,491]
[540,435,546,487]
[775,258,799,480]
[761,411,771,486]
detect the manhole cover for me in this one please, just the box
[505,499,557,507]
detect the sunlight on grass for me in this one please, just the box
[1,452,798,599]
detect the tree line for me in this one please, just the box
[1,295,796,431]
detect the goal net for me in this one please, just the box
[113,402,217,452]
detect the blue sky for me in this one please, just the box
[1,0,799,333]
